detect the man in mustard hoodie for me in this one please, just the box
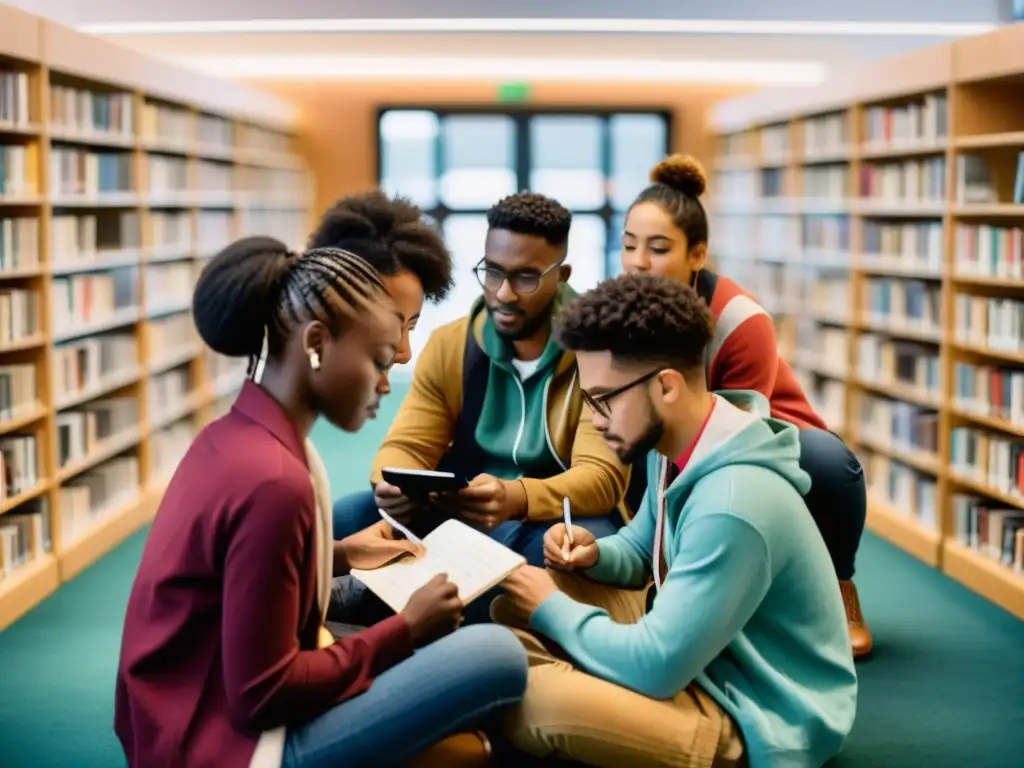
[331,192,629,568]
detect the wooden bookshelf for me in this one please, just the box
[0,5,312,631]
[708,23,1024,621]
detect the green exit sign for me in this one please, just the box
[497,82,532,103]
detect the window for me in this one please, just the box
[377,107,672,363]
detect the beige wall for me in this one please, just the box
[247,80,749,217]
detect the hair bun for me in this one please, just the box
[649,153,707,198]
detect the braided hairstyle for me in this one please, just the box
[308,189,453,303]
[193,236,386,376]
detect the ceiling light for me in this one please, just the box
[79,18,996,37]
[171,55,827,85]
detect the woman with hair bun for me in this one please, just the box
[113,236,527,768]
[619,153,872,659]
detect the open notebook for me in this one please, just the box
[350,519,526,613]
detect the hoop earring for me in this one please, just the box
[308,349,321,371]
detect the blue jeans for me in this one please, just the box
[282,624,527,767]
[798,428,867,581]
[333,490,622,624]
[332,490,623,567]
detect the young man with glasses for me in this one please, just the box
[330,191,629,578]
[493,273,857,768]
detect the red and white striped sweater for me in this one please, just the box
[700,270,827,431]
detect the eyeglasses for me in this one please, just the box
[582,369,661,418]
[473,258,563,295]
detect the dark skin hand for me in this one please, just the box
[432,473,529,530]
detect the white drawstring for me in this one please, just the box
[252,326,269,384]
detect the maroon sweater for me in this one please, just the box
[114,382,413,768]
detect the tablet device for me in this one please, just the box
[381,467,469,496]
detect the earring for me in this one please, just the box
[308,349,320,371]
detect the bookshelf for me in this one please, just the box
[708,27,1024,620]
[0,5,312,631]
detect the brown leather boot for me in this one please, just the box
[840,580,872,659]
[406,731,492,767]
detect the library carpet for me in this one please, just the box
[0,387,1022,767]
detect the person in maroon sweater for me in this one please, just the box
[114,236,527,768]
[616,153,872,658]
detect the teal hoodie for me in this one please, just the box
[471,284,576,481]
[531,390,858,768]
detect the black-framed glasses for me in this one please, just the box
[473,258,564,295]
[582,369,661,418]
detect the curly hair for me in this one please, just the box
[308,189,453,302]
[631,153,709,249]
[556,273,714,376]
[193,237,385,374]
[487,192,572,247]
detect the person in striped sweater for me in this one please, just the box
[617,153,872,658]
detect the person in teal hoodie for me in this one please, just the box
[494,273,858,768]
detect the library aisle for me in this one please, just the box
[0,6,312,632]
[709,23,1024,623]
[0,388,1022,767]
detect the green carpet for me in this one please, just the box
[1,387,1022,767]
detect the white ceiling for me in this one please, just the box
[6,0,1010,84]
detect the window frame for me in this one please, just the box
[375,104,673,278]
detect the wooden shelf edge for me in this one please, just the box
[58,489,161,582]
[0,555,60,633]
[866,500,942,567]
[942,539,1024,621]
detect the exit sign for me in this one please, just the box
[497,82,532,103]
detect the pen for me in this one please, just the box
[563,497,574,546]
[378,508,424,547]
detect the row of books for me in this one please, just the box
[0,71,30,127]
[50,148,132,198]
[953,362,1024,425]
[51,270,138,336]
[0,432,39,498]
[863,221,942,269]
[146,263,196,311]
[798,326,848,377]
[857,336,940,397]
[858,395,940,458]
[950,494,1024,573]
[52,212,140,266]
[150,420,196,482]
[803,166,848,200]
[0,217,38,272]
[858,158,946,204]
[863,93,948,149]
[56,397,139,470]
[0,501,50,582]
[794,374,846,430]
[59,454,139,548]
[803,215,850,253]
[807,277,849,319]
[53,332,137,406]
[760,124,790,158]
[0,145,33,197]
[149,368,192,421]
[149,314,198,353]
[803,113,848,156]
[0,363,37,422]
[954,295,1024,353]
[949,427,1023,500]
[863,453,939,530]
[141,103,191,147]
[50,86,133,139]
[862,278,942,334]
[954,224,1024,280]
[0,288,39,346]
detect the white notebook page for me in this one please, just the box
[350,519,526,613]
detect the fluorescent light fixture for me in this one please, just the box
[80,17,996,37]
[172,55,827,85]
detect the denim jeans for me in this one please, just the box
[281,624,527,768]
[798,428,867,581]
[332,490,623,624]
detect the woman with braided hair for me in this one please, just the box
[114,237,526,768]
[618,153,873,659]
